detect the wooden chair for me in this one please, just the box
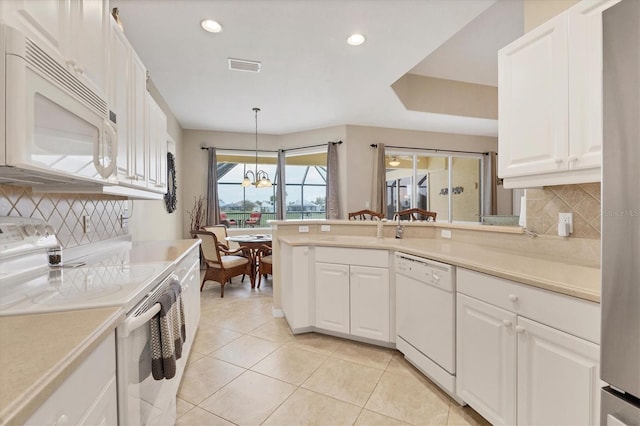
[256,244,272,288]
[193,231,252,297]
[201,225,230,249]
[348,209,385,221]
[393,208,437,222]
[244,212,262,227]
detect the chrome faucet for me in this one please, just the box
[395,223,405,239]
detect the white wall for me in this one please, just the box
[180,125,497,231]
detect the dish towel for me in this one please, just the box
[151,280,186,380]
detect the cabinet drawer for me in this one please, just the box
[457,268,599,344]
[316,246,388,267]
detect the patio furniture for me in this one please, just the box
[244,212,262,227]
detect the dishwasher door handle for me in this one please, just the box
[121,303,161,338]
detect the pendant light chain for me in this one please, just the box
[241,107,272,188]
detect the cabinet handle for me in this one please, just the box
[568,156,578,162]
[75,64,85,74]
[554,158,563,164]
[508,294,519,302]
[432,273,440,281]
[65,58,77,67]
[516,326,526,334]
[502,319,512,328]
[303,248,308,254]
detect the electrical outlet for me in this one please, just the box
[299,226,309,233]
[441,229,452,239]
[82,215,91,234]
[558,212,573,236]
[321,225,331,232]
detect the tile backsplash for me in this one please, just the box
[525,183,601,239]
[0,185,129,248]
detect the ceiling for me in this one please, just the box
[110,0,523,137]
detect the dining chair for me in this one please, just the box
[348,209,385,221]
[201,225,230,249]
[193,231,252,297]
[393,208,437,222]
[244,212,262,227]
[256,244,272,288]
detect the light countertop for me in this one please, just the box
[278,235,600,303]
[0,307,124,426]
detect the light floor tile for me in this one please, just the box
[385,353,428,381]
[355,409,413,426]
[302,357,383,407]
[199,370,296,425]
[249,318,295,343]
[288,332,344,356]
[177,356,244,405]
[447,403,492,426]
[365,371,450,425]
[175,406,234,425]
[211,311,271,334]
[191,325,243,355]
[252,344,328,385]
[186,350,206,365]
[211,334,281,368]
[332,340,394,370]
[176,397,194,418]
[263,388,361,426]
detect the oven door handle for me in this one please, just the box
[121,303,161,338]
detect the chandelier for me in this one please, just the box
[241,107,272,188]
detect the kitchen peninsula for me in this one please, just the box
[271,219,602,425]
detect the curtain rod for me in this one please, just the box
[201,141,342,153]
[370,144,489,156]
[282,140,342,152]
[200,147,278,153]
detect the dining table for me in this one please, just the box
[225,234,272,287]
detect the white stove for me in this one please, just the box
[0,217,171,316]
[0,216,202,426]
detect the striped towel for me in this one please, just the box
[150,280,186,380]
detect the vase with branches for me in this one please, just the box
[188,195,206,233]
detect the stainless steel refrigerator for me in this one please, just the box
[601,0,640,424]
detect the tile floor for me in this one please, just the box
[176,276,490,426]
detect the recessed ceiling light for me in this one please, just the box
[201,19,222,33]
[347,33,366,46]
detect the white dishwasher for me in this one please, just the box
[395,252,457,398]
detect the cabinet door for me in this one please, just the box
[0,0,66,54]
[281,244,311,330]
[315,262,349,334]
[517,316,601,426]
[456,294,517,426]
[130,52,147,185]
[350,265,389,342]
[567,0,620,171]
[147,93,167,192]
[110,22,134,184]
[71,0,108,98]
[498,14,569,178]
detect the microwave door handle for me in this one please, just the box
[96,121,117,179]
[121,303,161,338]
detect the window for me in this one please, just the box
[217,152,277,227]
[216,149,327,226]
[284,150,327,219]
[385,152,483,222]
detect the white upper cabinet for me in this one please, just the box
[146,92,167,192]
[0,0,109,99]
[498,0,621,188]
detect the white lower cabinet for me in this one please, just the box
[315,262,350,334]
[314,247,390,343]
[456,268,601,426]
[26,332,117,426]
[516,316,600,426]
[456,294,517,425]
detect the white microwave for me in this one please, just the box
[0,24,117,186]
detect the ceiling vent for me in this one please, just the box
[228,58,261,73]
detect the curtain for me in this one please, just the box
[326,142,340,219]
[372,143,386,215]
[482,151,497,216]
[276,149,286,220]
[206,147,220,226]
